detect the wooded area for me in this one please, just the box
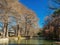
[0,0,39,38]
[38,0,60,41]
[43,10,60,40]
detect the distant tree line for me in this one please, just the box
[43,9,60,40]
[38,0,60,40]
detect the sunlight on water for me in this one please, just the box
[0,38,59,45]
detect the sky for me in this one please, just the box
[19,0,54,28]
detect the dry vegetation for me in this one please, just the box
[0,0,39,38]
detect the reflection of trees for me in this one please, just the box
[0,0,39,38]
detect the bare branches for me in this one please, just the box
[44,9,60,40]
[0,0,39,37]
[48,0,60,10]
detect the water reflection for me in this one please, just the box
[0,38,59,45]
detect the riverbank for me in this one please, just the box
[0,37,25,44]
[0,37,60,45]
[9,37,25,40]
[0,38,9,43]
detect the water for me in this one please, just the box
[0,37,59,45]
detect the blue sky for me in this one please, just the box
[19,0,54,28]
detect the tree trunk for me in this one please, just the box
[3,23,8,38]
[17,24,20,36]
[25,22,27,36]
[15,27,18,36]
[25,17,27,36]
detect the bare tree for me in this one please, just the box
[48,0,60,10]
[0,0,39,38]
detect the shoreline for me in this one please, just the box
[0,37,25,44]
[0,38,9,43]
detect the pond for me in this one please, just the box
[0,37,59,45]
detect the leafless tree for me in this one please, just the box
[48,0,60,10]
[0,0,39,38]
